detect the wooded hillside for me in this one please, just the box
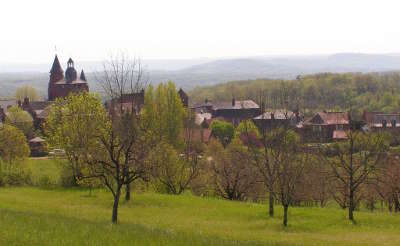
[189,72,400,116]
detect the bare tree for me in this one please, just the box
[96,52,149,202]
[320,130,389,221]
[85,53,152,223]
[266,128,308,226]
[246,85,298,217]
[375,154,400,212]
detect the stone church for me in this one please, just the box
[2,55,90,128]
[48,55,89,101]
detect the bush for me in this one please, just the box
[0,169,33,187]
[38,175,53,188]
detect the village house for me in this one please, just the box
[192,98,260,126]
[301,111,350,142]
[253,109,302,130]
[105,90,145,116]
[105,88,189,116]
[363,111,400,130]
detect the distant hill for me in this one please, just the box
[2,53,400,98]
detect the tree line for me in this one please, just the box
[190,72,400,116]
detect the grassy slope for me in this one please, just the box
[1,158,400,245]
[0,187,400,246]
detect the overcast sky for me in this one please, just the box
[1,0,400,63]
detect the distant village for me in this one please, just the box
[0,54,399,155]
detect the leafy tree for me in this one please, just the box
[0,124,30,171]
[210,120,234,148]
[45,92,107,185]
[235,120,259,138]
[142,81,185,148]
[15,85,40,101]
[149,141,200,194]
[5,106,34,137]
[207,138,258,200]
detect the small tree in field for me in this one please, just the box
[267,128,307,227]
[207,139,258,200]
[96,53,149,202]
[91,53,152,223]
[320,130,389,221]
[149,141,201,194]
[0,124,30,172]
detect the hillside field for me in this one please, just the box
[0,159,400,245]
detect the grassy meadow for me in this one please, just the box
[0,158,400,245]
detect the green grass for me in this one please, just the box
[0,187,400,246]
[0,158,400,245]
[23,158,64,185]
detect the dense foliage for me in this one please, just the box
[0,124,30,167]
[5,106,34,137]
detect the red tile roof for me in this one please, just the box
[305,112,349,125]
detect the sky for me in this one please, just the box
[1,0,400,63]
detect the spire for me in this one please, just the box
[50,55,63,74]
[67,58,74,68]
[80,70,87,81]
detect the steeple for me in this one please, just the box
[67,58,74,67]
[65,57,77,83]
[80,70,87,81]
[178,88,189,107]
[49,55,64,83]
[50,55,63,74]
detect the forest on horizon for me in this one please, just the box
[189,72,400,117]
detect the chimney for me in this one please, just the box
[232,98,236,107]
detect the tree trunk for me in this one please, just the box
[394,197,400,213]
[269,190,274,217]
[125,183,131,201]
[112,186,122,224]
[283,205,289,227]
[349,189,354,221]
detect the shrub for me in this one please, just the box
[0,168,33,186]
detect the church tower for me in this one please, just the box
[47,55,89,101]
[65,58,78,83]
[49,55,64,83]
[48,55,64,100]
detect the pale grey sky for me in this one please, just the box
[1,0,400,63]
